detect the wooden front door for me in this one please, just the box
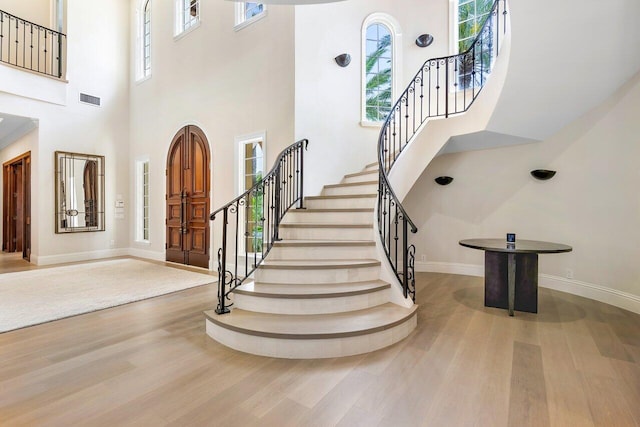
[3,152,31,261]
[166,126,211,268]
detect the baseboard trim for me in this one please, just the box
[539,274,640,315]
[128,248,165,262]
[415,261,483,277]
[33,248,130,266]
[416,261,640,315]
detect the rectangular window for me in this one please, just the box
[143,1,151,77]
[456,0,494,89]
[176,0,200,36]
[136,159,150,242]
[234,2,266,30]
[239,137,264,253]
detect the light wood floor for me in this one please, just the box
[1,270,639,426]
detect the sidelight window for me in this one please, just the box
[136,159,150,243]
[238,135,265,253]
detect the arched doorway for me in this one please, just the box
[166,125,210,268]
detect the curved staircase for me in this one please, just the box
[206,0,509,359]
[205,162,418,359]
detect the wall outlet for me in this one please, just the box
[109,239,115,248]
[421,254,426,263]
[565,268,573,279]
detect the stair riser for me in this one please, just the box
[254,265,380,284]
[268,245,377,260]
[305,198,376,209]
[205,313,417,359]
[281,210,373,224]
[343,174,379,184]
[364,163,379,171]
[279,226,374,241]
[234,288,390,315]
[322,184,378,196]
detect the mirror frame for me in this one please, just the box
[55,151,105,233]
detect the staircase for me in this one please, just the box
[205,162,418,359]
[206,0,508,359]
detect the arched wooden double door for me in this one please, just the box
[166,125,210,268]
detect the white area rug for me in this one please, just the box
[0,258,215,333]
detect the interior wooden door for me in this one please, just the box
[166,126,210,268]
[2,152,31,260]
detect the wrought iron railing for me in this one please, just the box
[211,139,309,314]
[377,0,508,301]
[0,9,66,78]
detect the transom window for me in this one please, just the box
[235,2,267,30]
[143,0,151,77]
[175,0,200,36]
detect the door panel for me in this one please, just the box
[165,126,210,268]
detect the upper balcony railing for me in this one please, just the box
[377,0,508,302]
[0,9,66,79]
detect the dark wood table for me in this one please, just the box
[459,239,572,316]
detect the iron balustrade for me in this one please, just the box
[377,0,508,301]
[0,9,66,79]
[210,139,309,315]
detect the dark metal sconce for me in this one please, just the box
[435,176,453,185]
[530,169,556,180]
[334,53,351,67]
[415,34,434,48]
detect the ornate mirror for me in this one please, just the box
[55,151,105,233]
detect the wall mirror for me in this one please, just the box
[55,151,105,233]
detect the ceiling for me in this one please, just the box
[0,113,38,151]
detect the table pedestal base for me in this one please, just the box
[484,252,538,314]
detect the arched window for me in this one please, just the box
[362,14,402,124]
[142,0,151,77]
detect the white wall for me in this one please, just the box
[0,0,51,28]
[128,1,295,261]
[294,0,450,195]
[0,0,130,264]
[405,71,640,312]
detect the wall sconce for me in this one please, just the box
[435,176,453,185]
[530,169,556,180]
[415,34,434,48]
[334,53,351,67]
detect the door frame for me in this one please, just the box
[3,151,31,261]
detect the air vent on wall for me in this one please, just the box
[79,93,101,106]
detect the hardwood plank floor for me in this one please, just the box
[1,270,639,426]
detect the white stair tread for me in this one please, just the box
[205,303,417,339]
[288,208,374,212]
[274,240,375,247]
[306,194,377,199]
[344,169,379,178]
[260,259,380,269]
[324,180,378,188]
[234,280,390,298]
[279,223,373,228]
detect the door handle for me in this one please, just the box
[180,189,188,234]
